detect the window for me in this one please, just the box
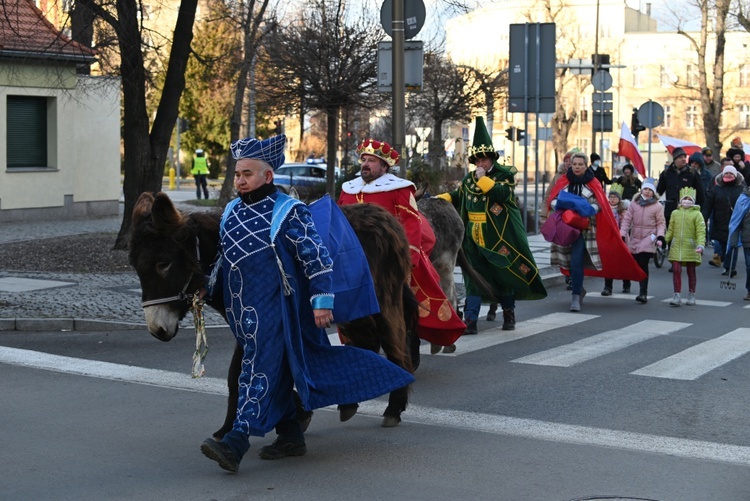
[659,66,676,88]
[741,64,750,88]
[633,65,645,88]
[686,65,699,87]
[686,105,698,129]
[740,104,750,129]
[7,96,48,168]
[664,104,672,128]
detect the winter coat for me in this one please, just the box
[657,163,705,221]
[701,177,744,242]
[728,191,750,249]
[615,174,642,200]
[620,194,666,254]
[665,205,706,264]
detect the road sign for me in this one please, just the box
[568,58,592,76]
[377,41,424,92]
[380,0,426,40]
[591,70,613,91]
[593,112,613,132]
[592,102,613,112]
[508,23,556,113]
[637,101,665,128]
[592,92,613,102]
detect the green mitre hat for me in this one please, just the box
[468,116,499,165]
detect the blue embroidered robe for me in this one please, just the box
[216,191,414,437]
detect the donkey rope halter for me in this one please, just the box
[190,293,208,378]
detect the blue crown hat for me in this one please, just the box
[230,134,286,170]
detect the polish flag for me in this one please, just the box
[657,134,702,157]
[617,122,646,177]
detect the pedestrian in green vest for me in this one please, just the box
[191,149,210,199]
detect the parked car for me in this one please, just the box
[274,160,339,193]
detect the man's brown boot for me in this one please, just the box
[709,254,721,267]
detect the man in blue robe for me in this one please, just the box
[201,134,414,473]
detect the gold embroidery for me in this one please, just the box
[419,298,431,317]
[437,300,453,321]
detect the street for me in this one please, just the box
[2,263,750,500]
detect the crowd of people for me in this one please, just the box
[195,125,750,474]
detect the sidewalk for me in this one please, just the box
[0,189,562,331]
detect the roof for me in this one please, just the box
[0,0,96,63]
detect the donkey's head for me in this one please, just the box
[129,192,207,341]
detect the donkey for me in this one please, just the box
[129,192,417,437]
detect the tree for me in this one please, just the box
[263,0,384,197]
[409,51,481,172]
[674,0,730,153]
[75,0,199,249]
[217,0,276,206]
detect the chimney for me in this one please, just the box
[646,3,651,16]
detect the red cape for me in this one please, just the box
[547,176,647,281]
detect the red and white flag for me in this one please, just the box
[657,134,702,157]
[617,122,646,177]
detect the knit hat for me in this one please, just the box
[608,183,624,199]
[722,165,738,177]
[679,186,697,202]
[357,138,401,167]
[231,134,286,169]
[731,136,744,149]
[671,147,687,160]
[642,179,657,193]
[688,151,705,168]
[590,152,601,163]
[468,117,499,164]
[622,163,634,174]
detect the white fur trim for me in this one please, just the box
[341,173,415,194]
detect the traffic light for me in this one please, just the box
[592,53,610,73]
[630,107,646,143]
[516,128,526,142]
[505,127,515,141]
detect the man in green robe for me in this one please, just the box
[437,117,547,333]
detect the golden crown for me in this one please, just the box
[356,138,400,167]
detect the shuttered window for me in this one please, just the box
[7,96,48,168]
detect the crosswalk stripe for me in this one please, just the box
[631,328,750,380]
[512,320,691,367]
[423,312,598,357]
[659,298,732,307]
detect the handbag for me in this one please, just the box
[541,210,581,246]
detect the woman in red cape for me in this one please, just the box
[546,153,646,311]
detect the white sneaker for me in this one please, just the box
[670,293,681,306]
[686,293,696,306]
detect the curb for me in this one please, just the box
[0,318,147,332]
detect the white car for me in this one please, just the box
[274,161,339,193]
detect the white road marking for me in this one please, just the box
[362,401,750,468]
[2,345,748,467]
[659,297,732,307]
[422,312,599,356]
[512,320,691,367]
[631,328,750,380]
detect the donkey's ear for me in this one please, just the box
[132,192,155,227]
[151,192,186,234]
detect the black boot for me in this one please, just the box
[465,319,478,335]
[501,309,516,331]
[486,303,498,321]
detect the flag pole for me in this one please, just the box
[647,99,653,178]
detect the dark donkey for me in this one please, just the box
[129,192,417,437]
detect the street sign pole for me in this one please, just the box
[392,0,405,177]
